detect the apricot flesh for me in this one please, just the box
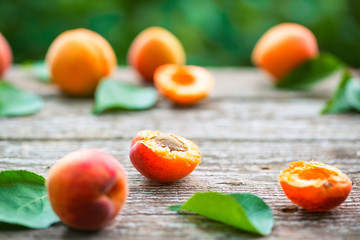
[252,23,318,80]
[129,130,201,182]
[154,64,214,105]
[279,161,352,212]
[46,28,117,96]
[0,33,12,77]
[47,149,128,230]
[128,27,185,82]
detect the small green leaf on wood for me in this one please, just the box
[169,192,273,236]
[345,77,360,112]
[22,60,51,83]
[321,68,353,114]
[0,81,44,117]
[276,53,343,90]
[93,79,158,114]
[0,170,60,229]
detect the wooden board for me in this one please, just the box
[0,67,359,239]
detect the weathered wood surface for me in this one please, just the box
[0,67,359,240]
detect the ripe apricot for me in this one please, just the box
[0,33,12,77]
[252,23,318,80]
[128,27,185,82]
[46,29,117,96]
[129,130,201,182]
[154,64,214,105]
[279,161,352,212]
[47,149,128,231]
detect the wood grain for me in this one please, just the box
[0,67,359,240]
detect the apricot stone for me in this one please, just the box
[252,23,318,81]
[47,149,128,231]
[46,29,117,96]
[128,27,185,82]
[0,33,12,77]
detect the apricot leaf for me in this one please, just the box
[0,81,44,117]
[276,53,343,90]
[22,60,51,83]
[345,77,360,111]
[0,170,60,229]
[321,68,353,114]
[93,79,158,114]
[169,192,273,236]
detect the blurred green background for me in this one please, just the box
[1,0,360,66]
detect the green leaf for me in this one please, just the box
[345,77,360,112]
[21,61,51,83]
[93,79,158,114]
[0,170,60,229]
[0,81,44,117]
[169,192,273,236]
[321,68,353,114]
[276,53,344,90]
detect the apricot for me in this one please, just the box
[128,27,185,82]
[47,149,128,231]
[46,29,117,96]
[0,33,12,77]
[279,161,352,212]
[252,23,318,80]
[129,130,201,182]
[154,64,214,105]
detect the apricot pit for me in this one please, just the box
[153,134,187,152]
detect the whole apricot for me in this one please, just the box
[0,33,12,77]
[129,130,201,182]
[154,64,215,105]
[46,29,117,96]
[47,149,128,231]
[252,23,318,80]
[128,27,185,82]
[279,161,352,212]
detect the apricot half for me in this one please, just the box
[279,161,352,212]
[0,33,12,77]
[129,130,201,182]
[154,64,214,105]
[47,149,128,231]
[128,27,185,82]
[46,29,117,96]
[252,23,318,80]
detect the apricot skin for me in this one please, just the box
[252,23,318,80]
[0,33,12,77]
[46,29,117,96]
[129,130,201,182]
[128,27,185,82]
[47,149,128,231]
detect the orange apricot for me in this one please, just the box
[46,28,117,96]
[279,161,352,212]
[0,33,12,77]
[154,64,214,105]
[128,27,185,82]
[129,130,201,182]
[47,149,128,230]
[252,23,318,80]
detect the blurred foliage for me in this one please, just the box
[0,0,360,66]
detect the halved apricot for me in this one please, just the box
[279,161,352,212]
[154,64,214,105]
[129,130,201,182]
